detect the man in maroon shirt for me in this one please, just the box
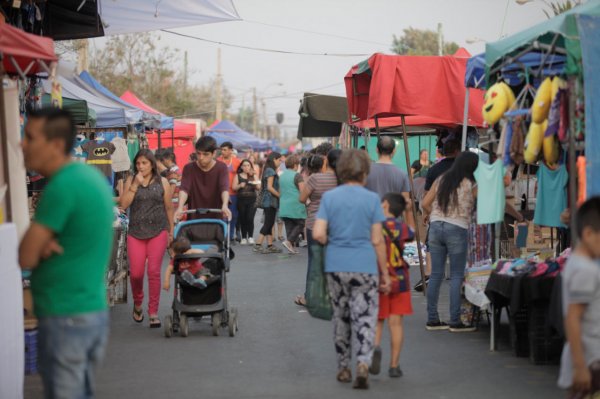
[175,136,232,221]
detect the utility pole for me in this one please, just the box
[261,99,268,139]
[215,48,223,121]
[252,87,258,135]
[437,23,444,56]
[183,51,188,92]
[76,39,89,73]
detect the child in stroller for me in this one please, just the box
[163,237,214,290]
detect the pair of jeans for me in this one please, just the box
[259,207,277,236]
[237,196,257,239]
[38,311,109,399]
[426,221,468,325]
[228,195,239,240]
[127,230,168,316]
[282,217,305,244]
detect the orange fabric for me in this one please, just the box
[218,156,241,195]
[577,156,587,206]
[378,292,413,319]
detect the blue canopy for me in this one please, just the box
[465,52,567,89]
[206,120,270,150]
[206,131,249,150]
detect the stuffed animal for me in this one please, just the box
[482,82,515,125]
[524,120,547,164]
[532,77,553,123]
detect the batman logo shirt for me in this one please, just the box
[82,140,116,177]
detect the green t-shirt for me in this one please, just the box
[31,163,114,317]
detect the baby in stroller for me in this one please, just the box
[163,237,213,290]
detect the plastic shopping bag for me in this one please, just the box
[305,244,333,321]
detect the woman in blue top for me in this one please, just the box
[313,149,391,390]
[253,152,282,254]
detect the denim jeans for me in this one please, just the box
[426,221,468,325]
[228,195,239,240]
[38,311,110,399]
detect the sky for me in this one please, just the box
[90,0,550,138]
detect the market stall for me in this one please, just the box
[297,92,348,139]
[207,120,270,150]
[147,120,198,170]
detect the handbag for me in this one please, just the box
[568,360,600,399]
[305,244,333,320]
[254,187,265,209]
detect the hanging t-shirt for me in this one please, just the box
[71,136,88,163]
[127,134,140,164]
[533,164,568,228]
[474,159,506,225]
[82,140,116,177]
[110,137,131,172]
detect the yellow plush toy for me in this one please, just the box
[482,82,511,125]
[524,120,547,164]
[551,76,566,99]
[532,77,552,123]
[543,134,559,166]
[500,82,516,111]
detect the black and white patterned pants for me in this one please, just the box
[326,272,379,369]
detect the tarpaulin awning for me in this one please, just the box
[42,0,240,40]
[41,94,96,126]
[120,91,174,130]
[485,0,600,80]
[173,121,197,138]
[297,93,348,139]
[344,52,485,127]
[207,120,269,150]
[465,52,566,89]
[0,23,57,77]
[206,131,251,150]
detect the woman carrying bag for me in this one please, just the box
[253,152,282,254]
[233,159,260,245]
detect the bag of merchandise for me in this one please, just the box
[305,244,333,321]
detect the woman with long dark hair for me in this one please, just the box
[120,149,174,328]
[422,151,478,332]
[253,152,283,253]
[232,159,260,244]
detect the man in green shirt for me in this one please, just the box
[19,108,114,399]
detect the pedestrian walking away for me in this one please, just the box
[120,149,174,328]
[279,154,307,254]
[422,151,478,333]
[19,108,114,398]
[313,148,391,390]
[254,152,283,254]
[233,158,260,245]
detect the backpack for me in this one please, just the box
[382,222,411,294]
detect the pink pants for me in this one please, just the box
[127,231,168,316]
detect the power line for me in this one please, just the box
[160,30,370,57]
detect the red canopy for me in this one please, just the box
[121,90,164,115]
[344,52,485,128]
[0,23,57,76]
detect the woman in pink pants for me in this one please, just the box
[121,149,173,328]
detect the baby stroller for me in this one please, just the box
[164,208,238,338]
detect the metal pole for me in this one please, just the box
[461,89,470,151]
[171,129,174,150]
[401,115,427,295]
[158,130,162,150]
[568,77,578,246]
[0,71,13,222]
[374,116,381,140]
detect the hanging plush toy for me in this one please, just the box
[543,134,560,166]
[532,77,553,123]
[482,82,515,125]
[524,120,547,164]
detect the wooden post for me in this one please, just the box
[401,115,427,295]
[0,68,13,222]
[568,77,578,246]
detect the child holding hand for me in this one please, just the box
[370,193,414,378]
[163,237,211,290]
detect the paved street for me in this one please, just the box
[26,239,563,399]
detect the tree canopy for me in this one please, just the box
[391,27,459,56]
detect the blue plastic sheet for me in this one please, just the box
[578,14,600,198]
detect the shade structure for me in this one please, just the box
[0,23,57,77]
[465,52,566,89]
[42,94,96,126]
[207,120,269,150]
[485,0,600,79]
[42,0,240,40]
[297,93,348,139]
[206,131,250,150]
[120,91,174,130]
[344,52,485,128]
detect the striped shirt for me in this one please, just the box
[306,172,338,230]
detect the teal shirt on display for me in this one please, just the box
[474,159,506,225]
[533,164,568,228]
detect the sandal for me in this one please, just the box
[294,295,306,307]
[149,316,161,329]
[132,306,144,323]
[337,368,352,383]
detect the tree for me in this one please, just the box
[234,106,255,132]
[391,27,459,56]
[542,0,583,18]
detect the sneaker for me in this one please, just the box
[262,245,282,254]
[388,367,403,378]
[282,241,295,254]
[336,368,352,383]
[369,346,382,375]
[425,321,449,331]
[353,363,369,390]
[252,245,262,253]
[248,237,255,245]
[414,276,430,292]
[298,240,308,248]
[449,322,476,333]
[240,238,248,245]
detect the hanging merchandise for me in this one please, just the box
[524,120,547,164]
[127,132,141,162]
[533,164,568,228]
[502,121,514,166]
[577,156,587,206]
[82,137,116,178]
[482,81,516,125]
[545,78,566,138]
[542,135,560,167]
[71,134,88,163]
[474,159,506,225]
[531,77,553,124]
[50,80,62,109]
[510,116,525,165]
[110,137,131,172]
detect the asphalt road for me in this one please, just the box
[25,236,564,399]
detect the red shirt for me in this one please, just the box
[179,259,203,275]
[217,156,241,195]
[180,161,229,219]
